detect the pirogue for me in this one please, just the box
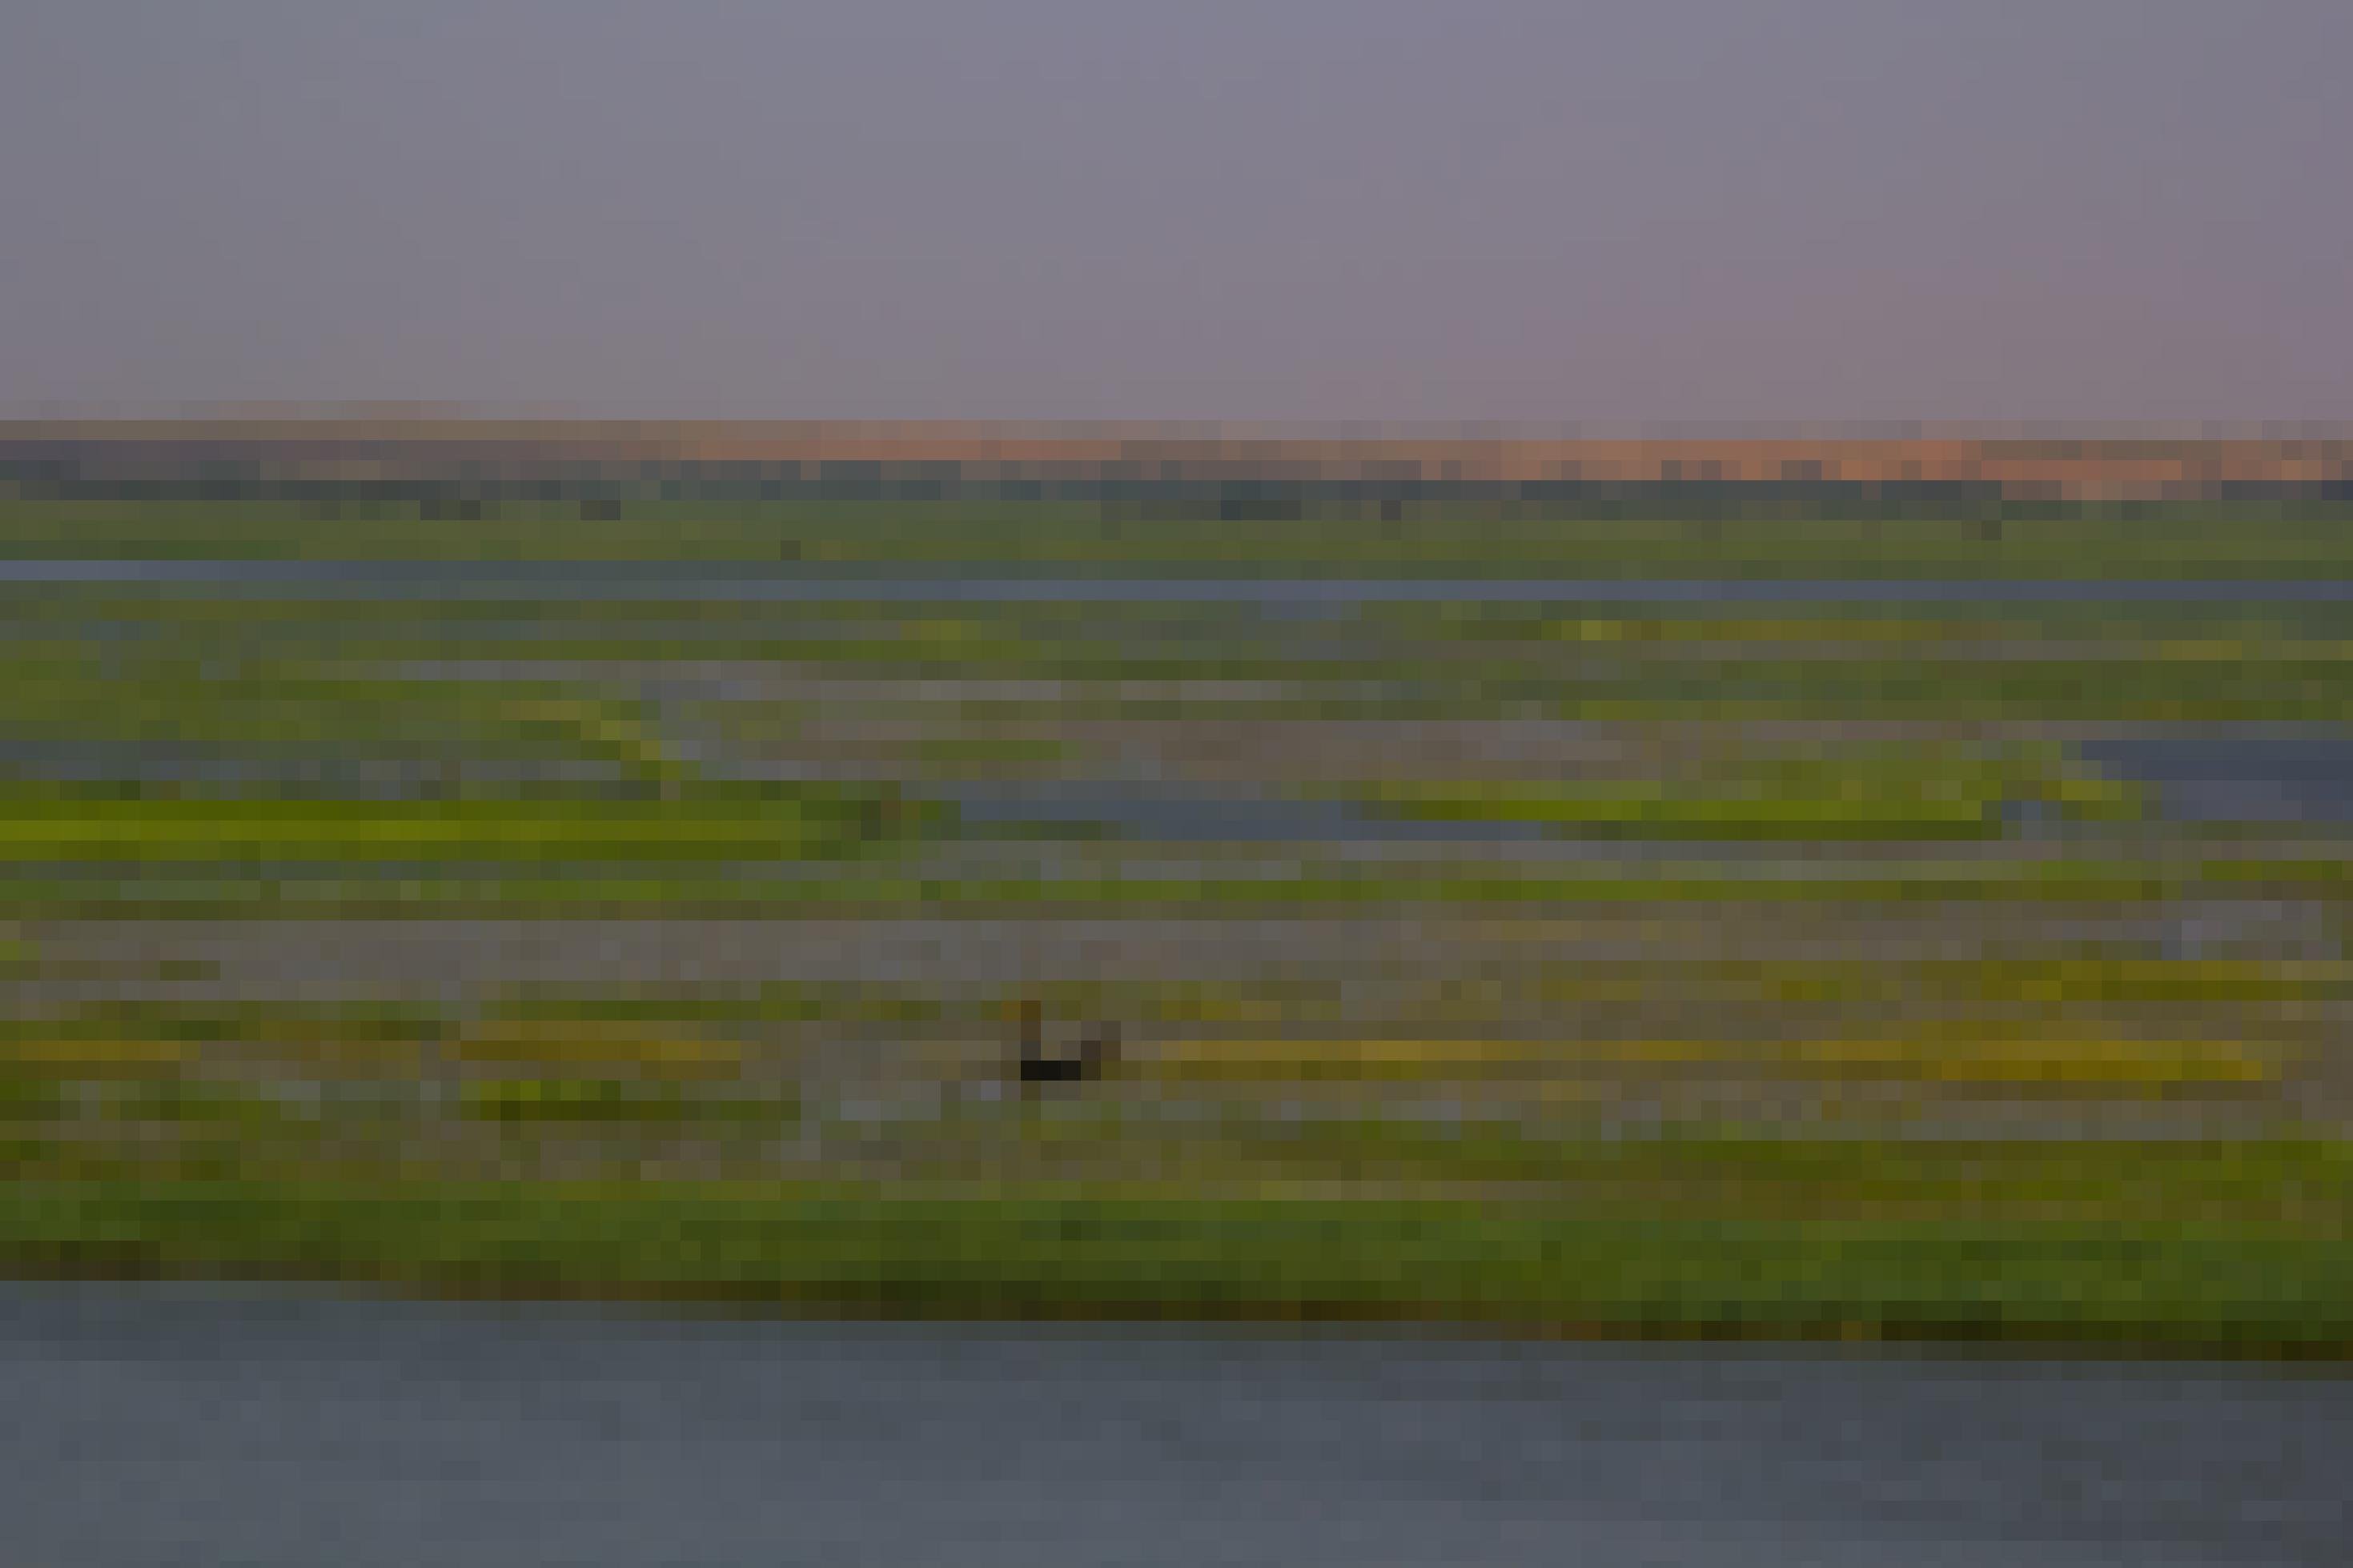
[1010,997,1120,1086]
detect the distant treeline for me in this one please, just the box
[8,425,2353,513]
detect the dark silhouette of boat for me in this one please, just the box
[1012,997,1119,1086]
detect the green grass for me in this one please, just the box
[1623,956,2353,1006]
[0,853,2341,917]
[1,1147,2349,1353]
[479,956,2352,1025]
[0,1000,454,1049]
[10,587,2353,741]
[1354,600,2353,646]
[0,775,953,868]
[1185,1121,2347,1209]
[1347,785,2005,840]
[0,796,919,862]
[1137,1030,2282,1093]
[8,494,2353,576]
[2,947,2341,1066]
[461,1077,798,1127]
[14,592,2352,688]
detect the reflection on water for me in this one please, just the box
[4,1281,2343,1568]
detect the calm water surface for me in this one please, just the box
[5,1281,2344,1567]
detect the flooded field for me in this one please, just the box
[0,485,2347,1348]
[3,536,2351,1144]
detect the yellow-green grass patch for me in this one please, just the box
[1138,1033,2284,1093]
[1145,1038,1561,1084]
[460,1077,797,1126]
[0,1037,192,1073]
[449,1023,748,1079]
[1779,1035,2281,1091]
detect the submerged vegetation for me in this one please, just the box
[0,480,2347,1350]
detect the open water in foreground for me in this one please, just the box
[3,1281,2344,1566]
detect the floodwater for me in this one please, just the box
[939,781,1559,842]
[10,559,2351,832]
[2079,734,2353,826]
[3,1281,2343,1568]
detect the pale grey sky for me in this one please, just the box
[3,2,2347,422]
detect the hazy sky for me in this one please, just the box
[5,2,2347,423]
